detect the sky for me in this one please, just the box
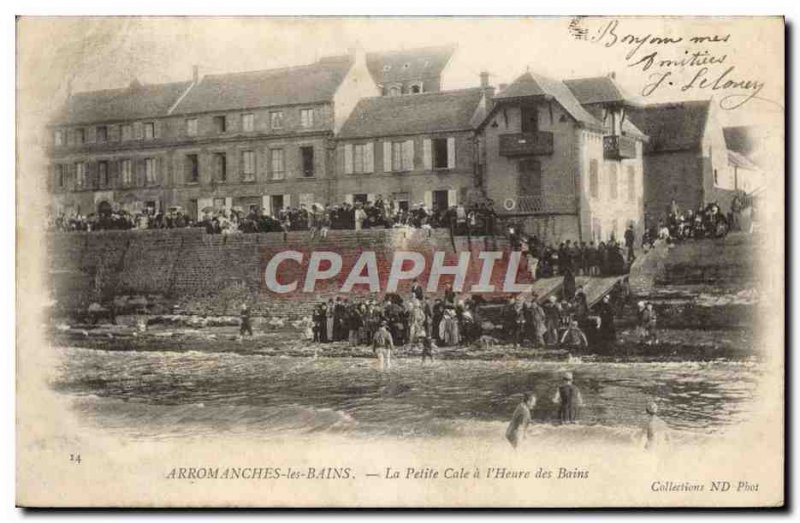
[17,17,785,134]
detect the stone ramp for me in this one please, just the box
[530,277,563,302]
[577,275,627,308]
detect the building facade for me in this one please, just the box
[47,46,465,221]
[477,72,646,244]
[628,100,746,220]
[334,85,488,210]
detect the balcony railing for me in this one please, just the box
[498,132,554,157]
[603,134,637,160]
[509,194,577,215]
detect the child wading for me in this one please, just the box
[506,393,536,449]
[642,402,670,451]
[552,372,583,424]
[372,321,394,371]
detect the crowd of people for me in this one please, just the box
[48,197,501,237]
[305,282,484,352]
[642,195,753,246]
[511,231,634,280]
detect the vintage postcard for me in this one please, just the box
[16,16,785,507]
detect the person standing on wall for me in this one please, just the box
[625,224,636,263]
[239,303,253,338]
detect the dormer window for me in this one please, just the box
[402,63,410,69]
[410,82,424,94]
[383,65,391,72]
[387,85,401,97]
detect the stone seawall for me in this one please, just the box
[48,229,511,320]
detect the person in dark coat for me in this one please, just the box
[333,297,346,341]
[552,372,583,424]
[410,279,424,302]
[562,267,576,301]
[596,295,616,346]
[624,224,636,262]
[239,304,253,337]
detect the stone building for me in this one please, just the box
[46,45,462,220]
[365,44,456,96]
[628,100,739,220]
[476,72,647,244]
[48,79,195,217]
[723,126,765,194]
[48,50,378,220]
[334,80,489,210]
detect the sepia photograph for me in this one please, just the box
[14,15,785,508]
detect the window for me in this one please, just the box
[388,86,401,96]
[213,197,226,209]
[410,82,423,94]
[75,162,86,188]
[391,141,414,171]
[55,165,64,187]
[98,161,109,187]
[121,125,133,141]
[54,130,64,146]
[589,159,599,198]
[213,153,227,182]
[521,105,538,133]
[145,158,156,184]
[143,122,155,140]
[270,194,285,211]
[121,159,132,185]
[186,118,198,136]
[186,154,199,183]
[432,190,449,211]
[432,138,449,169]
[300,109,314,128]
[242,113,254,132]
[714,169,719,186]
[213,115,227,133]
[270,111,284,130]
[352,145,363,174]
[300,146,314,177]
[93,126,107,143]
[627,166,635,202]
[607,163,618,200]
[242,150,256,181]
[76,129,86,144]
[270,149,285,180]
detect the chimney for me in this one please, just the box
[193,65,199,84]
[347,43,366,67]
[479,71,495,109]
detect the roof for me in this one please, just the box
[51,80,193,126]
[627,100,711,153]
[723,126,758,156]
[171,59,354,115]
[338,88,484,139]
[366,45,455,85]
[564,76,632,106]
[728,150,760,171]
[492,71,601,127]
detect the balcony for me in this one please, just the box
[510,194,577,215]
[603,134,637,160]
[498,132,554,157]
